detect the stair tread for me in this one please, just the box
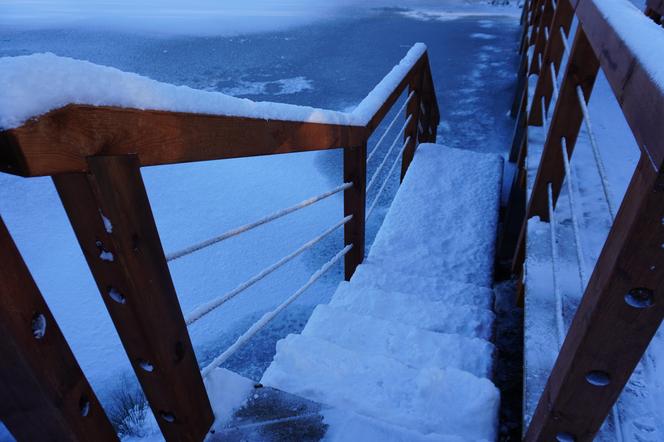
[348,263,494,310]
[367,144,503,288]
[330,281,495,340]
[261,334,499,441]
[302,304,494,378]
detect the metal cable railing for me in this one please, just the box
[201,244,353,377]
[367,91,415,164]
[366,115,412,193]
[184,215,352,325]
[166,183,352,262]
[547,182,566,346]
[366,136,411,221]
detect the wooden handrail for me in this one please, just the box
[0,45,437,178]
[0,44,439,441]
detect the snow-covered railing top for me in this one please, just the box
[0,43,437,177]
[576,0,664,167]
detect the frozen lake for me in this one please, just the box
[0,5,519,438]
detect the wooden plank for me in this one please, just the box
[343,144,367,280]
[1,105,367,177]
[525,153,664,441]
[528,0,575,126]
[0,217,118,442]
[53,155,213,441]
[576,0,664,166]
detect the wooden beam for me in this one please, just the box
[401,68,424,180]
[576,0,664,166]
[1,105,367,177]
[0,217,118,441]
[53,155,213,441]
[343,144,367,281]
[525,153,664,441]
[528,0,576,126]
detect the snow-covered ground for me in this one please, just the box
[523,2,664,440]
[0,1,520,440]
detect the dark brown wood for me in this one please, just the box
[528,0,575,126]
[525,153,664,441]
[53,155,213,441]
[0,217,118,442]
[401,69,423,180]
[528,0,555,75]
[1,105,367,177]
[646,0,664,21]
[343,144,367,281]
[576,0,664,167]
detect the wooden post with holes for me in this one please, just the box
[525,153,664,441]
[343,144,367,280]
[0,217,118,441]
[511,28,599,273]
[52,155,213,441]
[401,68,423,180]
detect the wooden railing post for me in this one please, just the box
[525,153,664,441]
[401,69,424,180]
[53,155,213,441]
[343,144,367,280]
[0,217,118,441]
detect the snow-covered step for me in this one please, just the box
[367,144,503,288]
[348,263,494,310]
[262,334,500,441]
[302,304,494,378]
[330,281,495,340]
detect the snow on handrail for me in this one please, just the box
[575,85,616,221]
[547,182,565,347]
[559,26,570,56]
[366,115,412,193]
[184,215,352,326]
[201,244,353,377]
[352,43,427,126]
[366,136,411,221]
[366,91,415,164]
[166,182,352,262]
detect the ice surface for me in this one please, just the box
[303,304,495,378]
[367,144,503,287]
[262,334,499,441]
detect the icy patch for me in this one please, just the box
[204,367,254,429]
[219,76,313,96]
[471,33,496,40]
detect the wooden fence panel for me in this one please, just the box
[525,153,664,441]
